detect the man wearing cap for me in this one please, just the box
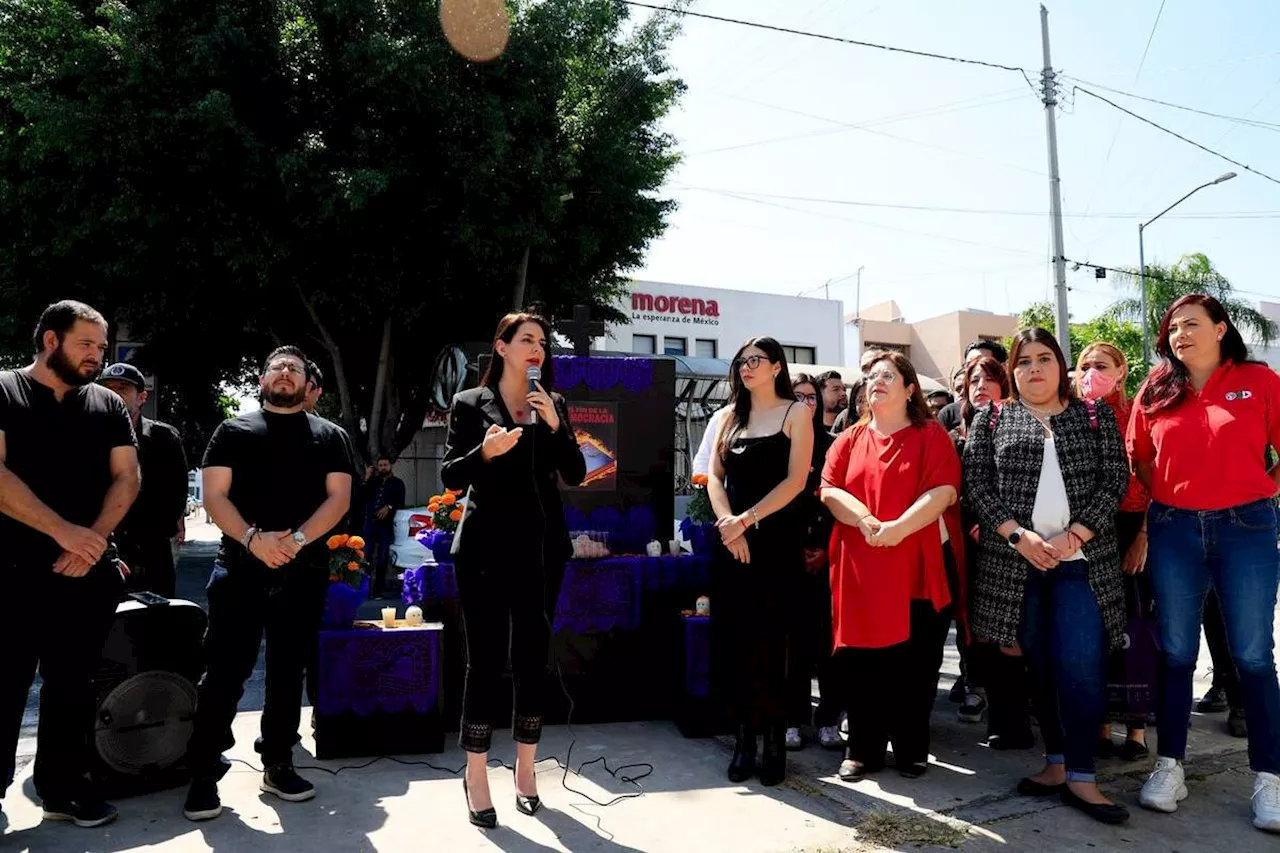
[100,363,189,598]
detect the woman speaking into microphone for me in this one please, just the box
[441,312,586,829]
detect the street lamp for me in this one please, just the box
[1139,171,1237,365]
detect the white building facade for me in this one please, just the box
[604,280,845,366]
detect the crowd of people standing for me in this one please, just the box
[705,293,1280,834]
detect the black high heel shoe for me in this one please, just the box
[759,725,787,787]
[727,724,756,783]
[462,776,497,829]
[515,793,542,816]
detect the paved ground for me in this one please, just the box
[5,520,1274,851]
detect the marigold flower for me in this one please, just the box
[347,535,365,550]
[327,534,349,550]
[347,561,359,571]
[441,493,457,506]
[449,509,463,522]
[428,503,441,514]
[356,549,365,559]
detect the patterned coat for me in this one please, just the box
[962,399,1129,651]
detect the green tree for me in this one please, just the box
[0,0,684,459]
[1107,252,1277,351]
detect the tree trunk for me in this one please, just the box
[367,315,393,460]
[295,285,361,449]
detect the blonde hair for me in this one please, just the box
[1075,342,1129,404]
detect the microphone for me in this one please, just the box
[526,365,541,425]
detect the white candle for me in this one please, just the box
[381,607,397,628]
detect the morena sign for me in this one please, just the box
[630,292,721,325]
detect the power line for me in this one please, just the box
[1061,256,1280,301]
[1072,87,1280,187]
[1132,0,1167,84]
[1063,76,1280,132]
[621,1,1030,74]
[672,184,1280,219]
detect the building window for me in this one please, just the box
[695,339,717,359]
[633,334,656,355]
[782,345,816,365]
[664,336,687,356]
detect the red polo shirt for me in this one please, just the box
[1127,361,1280,511]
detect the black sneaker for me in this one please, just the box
[949,678,966,703]
[1196,685,1229,713]
[42,798,118,828]
[1228,707,1248,738]
[183,777,223,821]
[261,764,315,802]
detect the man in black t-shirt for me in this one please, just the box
[0,301,140,829]
[181,346,352,823]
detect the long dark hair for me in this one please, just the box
[1141,294,1254,415]
[479,312,556,388]
[961,355,1010,426]
[858,349,933,428]
[1007,328,1072,403]
[719,336,792,459]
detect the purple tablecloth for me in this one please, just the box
[318,625,441,717]
[684,615,712,698]
[403,554,711,635]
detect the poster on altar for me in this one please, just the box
[566,402,618,490]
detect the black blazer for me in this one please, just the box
[441,385,587,564]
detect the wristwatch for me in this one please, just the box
[292,531,309,548]
[1007,527,1026,548]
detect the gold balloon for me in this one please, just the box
[440,0,511,63]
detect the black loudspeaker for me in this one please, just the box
[88,593,208,798]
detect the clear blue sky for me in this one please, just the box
[633,0,1280,324]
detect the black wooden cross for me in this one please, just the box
[561,304,605,358]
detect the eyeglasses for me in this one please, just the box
[866,370,900,384]
[267,362,306,376]
[733,354,772,371]
[795,392,818,404]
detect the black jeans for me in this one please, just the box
[839,600,952,767]
[1203,587,1243,709]
[0,560,122,802]
[363,521,395,592]
[456,554,563,754]
[785,567,839,728]
[185,560,327,775]
[119,534,176,599]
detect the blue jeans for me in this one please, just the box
[1020,560,1107,783]
[1147,498,1280,773]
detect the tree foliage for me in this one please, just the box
[1106,252,1277,350]
[0,0,684,459]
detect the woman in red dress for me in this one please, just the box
[821,350,964,781]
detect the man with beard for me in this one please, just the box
[99,363,189,598]
[182,346,352,822]
[0,300,140,828]
[815,370,846,434]
[362,455,405,599]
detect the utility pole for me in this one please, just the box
[854,266,864,319]
[1039,4,1071,362]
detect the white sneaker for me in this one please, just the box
[818,725,843,750]
[784,727,804,750]
[1139,756,1189,813]
[1254,772,1280,832]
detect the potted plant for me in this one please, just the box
[322,533,369,629]
[680,473,718,556]
[417,489,465,564]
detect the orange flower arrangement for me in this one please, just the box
[327,532,369,589]
[686,472,715,523]
[423,489,467,533]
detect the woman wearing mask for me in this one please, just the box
[709,338,814,786]
[821,350,962,781]
[785,375,841,750]
[964,328,1130,824]
[1075,343,1152,761]
[1128,295,1280,832]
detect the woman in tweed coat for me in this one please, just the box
[963,328,1129,825]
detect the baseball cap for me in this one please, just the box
[100,363,146,390]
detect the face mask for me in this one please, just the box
[1079,368,1117,401]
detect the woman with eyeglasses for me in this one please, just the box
[708,338,814,786]
[1128,295,1280,832]
[784,375,841,751]
[820,350,963,782]
[964,328,1130,825]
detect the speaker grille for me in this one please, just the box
[94,671,198,774]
